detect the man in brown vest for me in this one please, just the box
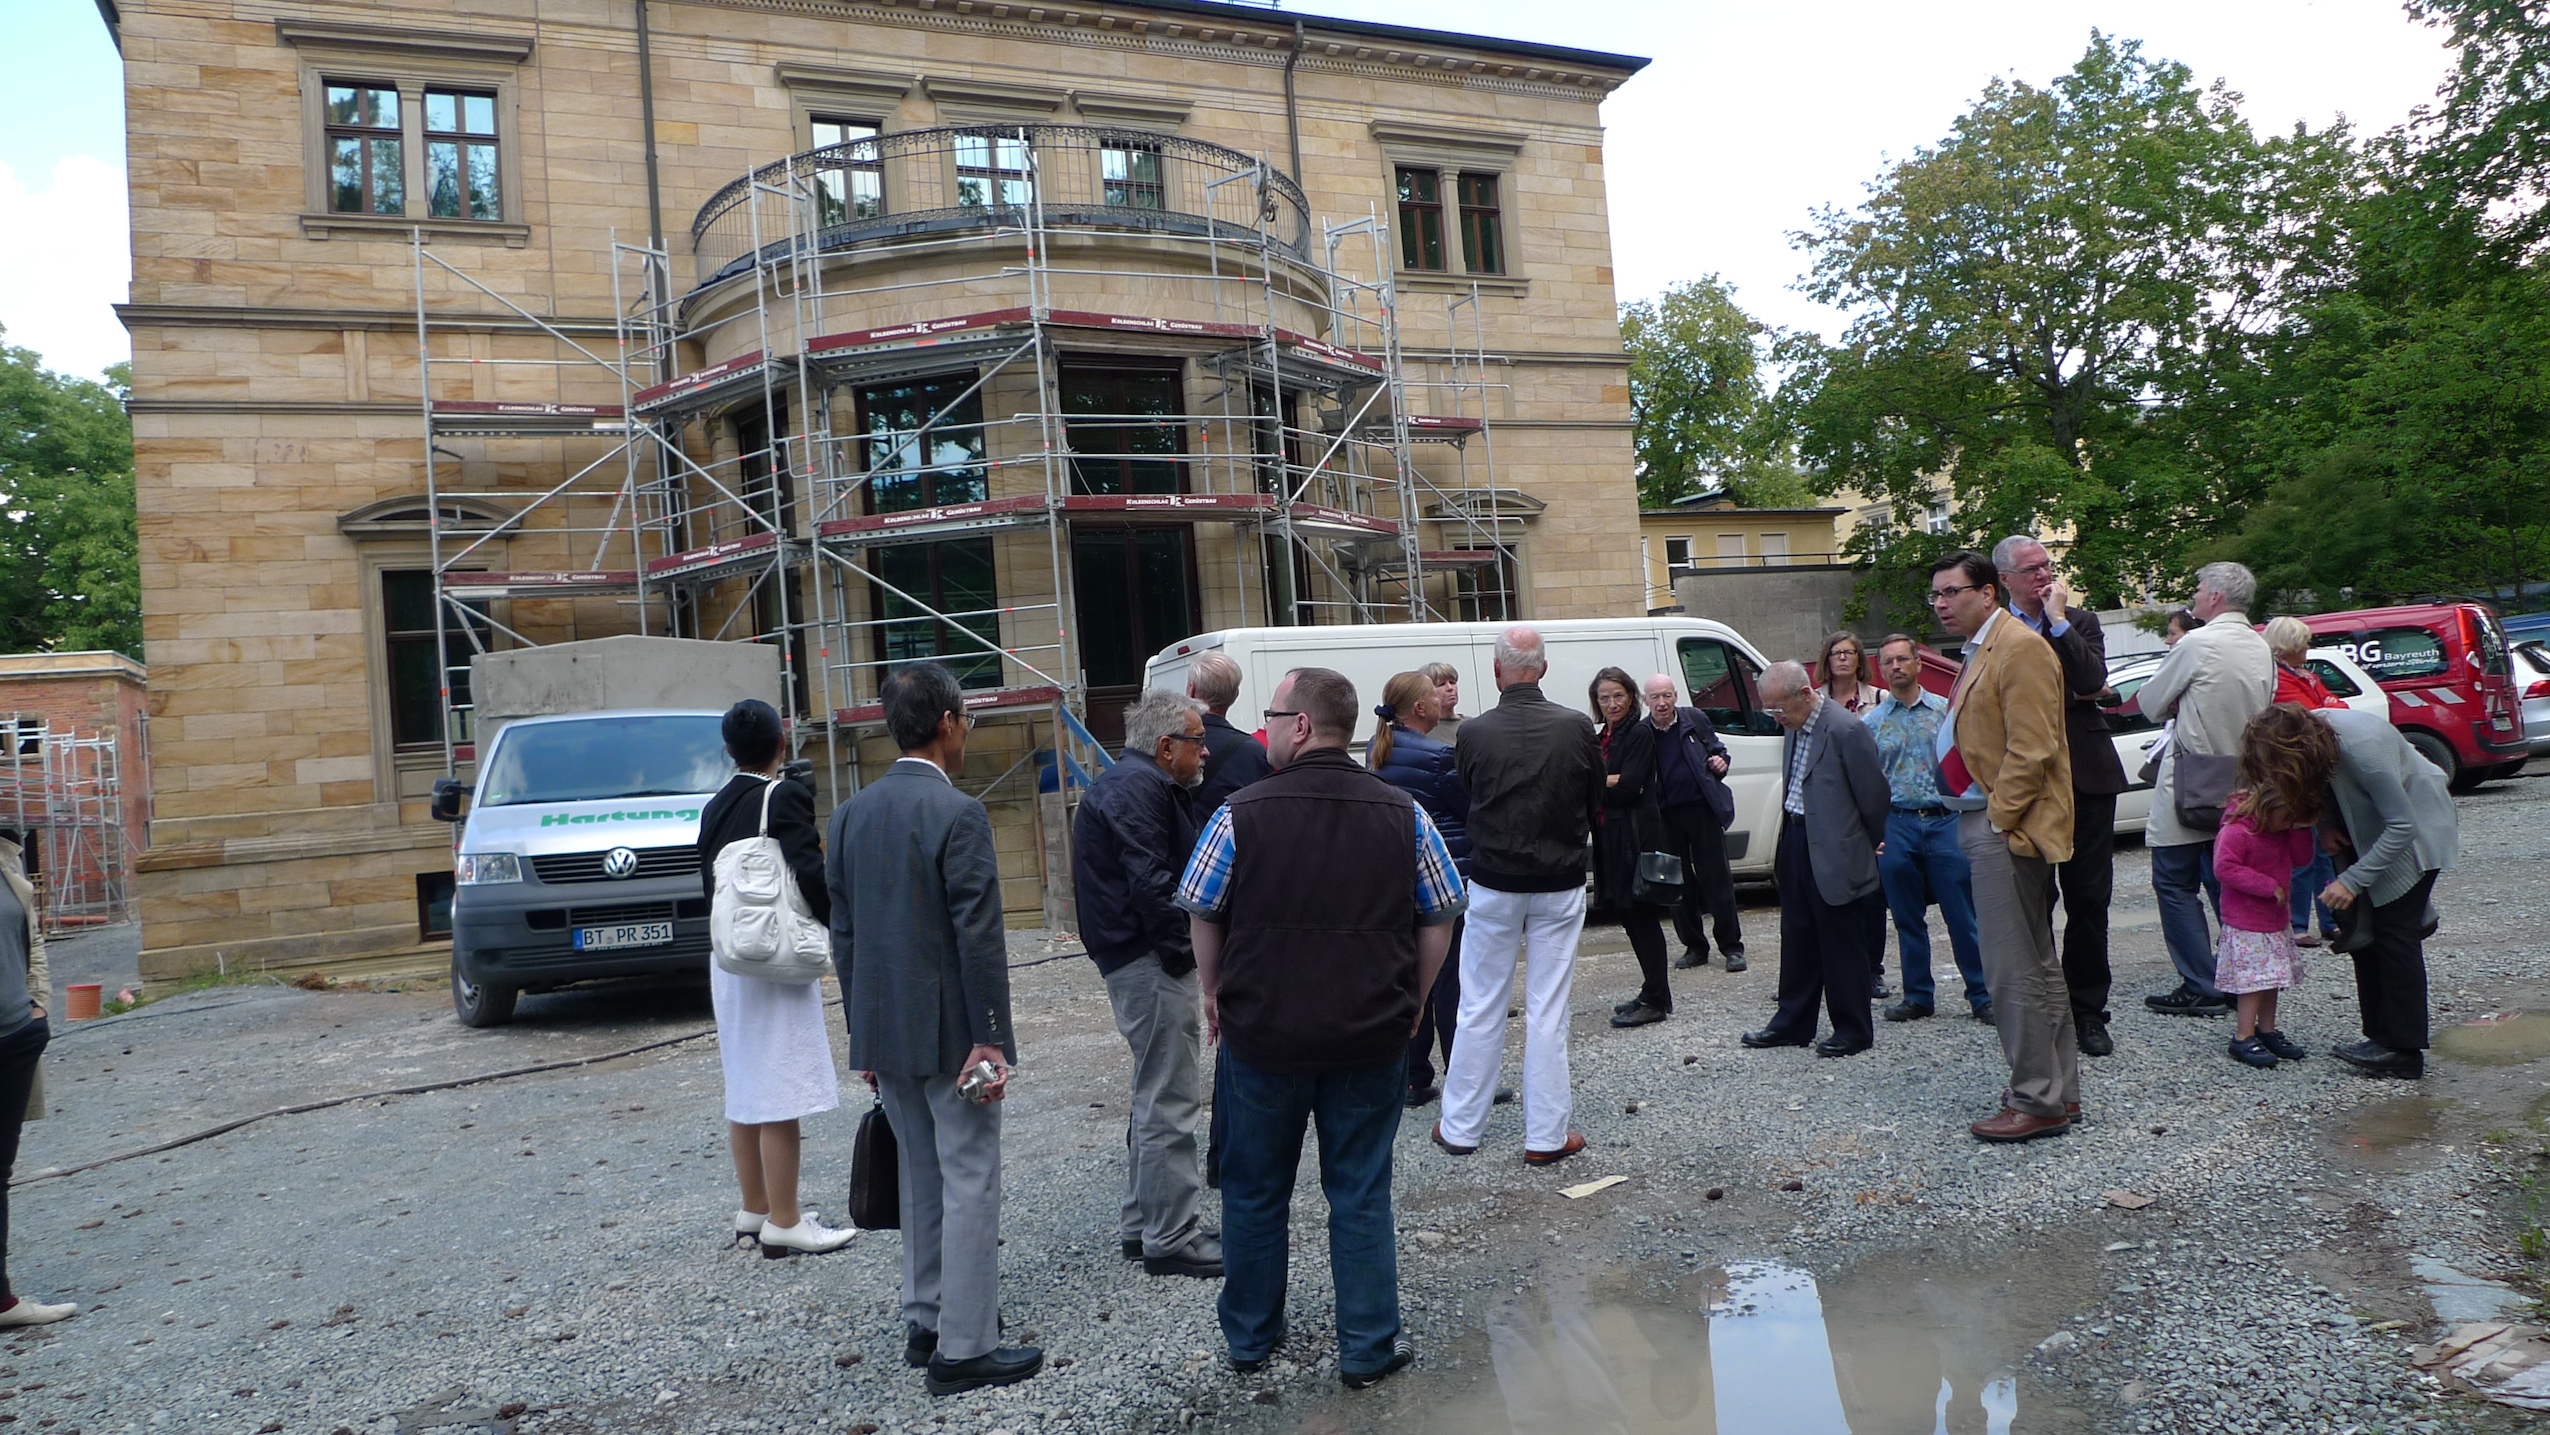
[1178,667,1463,1391]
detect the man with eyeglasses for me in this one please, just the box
[1993,535,2130,1058]
[1929,552,2081,1143]
[1073,689,1221,1280]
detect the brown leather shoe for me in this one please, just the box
[1970,1107,2071,1143]
[1430,1123,1477,1157]
[1524,1132,1588,1166]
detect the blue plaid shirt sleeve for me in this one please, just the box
[1412,804,1468,925]
[1174,804,1239,920]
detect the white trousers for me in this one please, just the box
[1439,884,1585,1150]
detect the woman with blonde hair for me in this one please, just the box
[1815,631,1876,715]
[1368,672,1470,1104]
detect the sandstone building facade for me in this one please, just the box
[110,0,1649,979]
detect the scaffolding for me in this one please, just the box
[0,718,132,933]
[410,121,1520,826]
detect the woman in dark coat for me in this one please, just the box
[697,699,854,1258]
[1368,671,1469,1105]
[1590,667,1675,1026]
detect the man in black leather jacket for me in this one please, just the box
[1642,674,1747,973]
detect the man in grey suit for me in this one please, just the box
[1741,660,1891,1058]
[827,662,1041,1397]
[2314,706,2460,1078]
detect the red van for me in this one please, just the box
[2299,602,2527,789]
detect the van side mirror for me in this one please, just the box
[430,777,468,823]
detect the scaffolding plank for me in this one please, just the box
[815,494,1053,546]
[629,350,790,418]
[834,684,1064,728]
[443,570,641,600]
[1283,502,1398,539]
[1058,493,1274,521]
[805,308,1034,357]
[430,400,629,437]
[643,531,783,584]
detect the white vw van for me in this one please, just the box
[1142,617,1789,878]
[435,709,737,1026]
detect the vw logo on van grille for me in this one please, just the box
[602,846,640,880]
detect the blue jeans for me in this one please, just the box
[2290,849,2336,936]
[2152,840,2223,996]
[1879,811,1988,1012]
[1216,1048,1405,1374]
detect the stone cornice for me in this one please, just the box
[274,18,535,64]
[117,303,622,337]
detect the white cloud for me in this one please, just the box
[0,153,131,383]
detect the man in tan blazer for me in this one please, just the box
[1928,551,2080,1143]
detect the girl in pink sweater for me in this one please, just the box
[2213,708,2343,1068]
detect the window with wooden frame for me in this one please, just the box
[1062,364,1185,495]
[382,570,490,749]
[809,114,884,227]
[955,130,1034,208]
[857,376,989,514]
[326,82,405,214]
[1101,138,1165,210]
[873,540,1002,690]
[423,89,501,220]
[1456,172,1505,275]
[1396,166,1446,272]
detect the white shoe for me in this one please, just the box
[0,1298,76,1326]
[733,1210,768,1247]
[759,1215,855,1258]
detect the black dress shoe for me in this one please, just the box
[2078,1016,2115,1057]
[1492,1086,1517,1105]
[1120,1237,1143,1261]
[1723,950,1749,973]
[1870,981,1895,1001]
[1881,1001,1934,1023]
[1815,1036,1872,1058]
[1404,1084,1440,1109]
[1741,1028,1811,1049]
[1145,1239,1226,1279]
[1972,1001,1996,1025]
[1613,997,1643,1015]
[2144,984,2231,1016]
[926,1345,1045,1396]
[1673,948,1707,970]
[2333,1040,2424,1077]
[1610,1001,1669,1028]
[905,1321,939,1368]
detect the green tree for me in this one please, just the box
[2405,0,2550,251]
[1788,33,2356,607]
[1619,276,1808,509]
[0,330,140,656]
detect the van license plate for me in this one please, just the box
[575,921,674,951]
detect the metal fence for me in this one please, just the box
[690,124,1314,289]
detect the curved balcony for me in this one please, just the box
[689,124,1314,292]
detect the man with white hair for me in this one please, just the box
[2136,561,2275,1017]
[1073,689,1221,1278]
[1436,626,1606,1167]
[1738,661,1889,1059]
[1187,651,1272,823]
[1994,535,2131,1057]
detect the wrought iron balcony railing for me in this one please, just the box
[689,124,1314,291]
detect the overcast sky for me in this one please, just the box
[0,0,2457,384]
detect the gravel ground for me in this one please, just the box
[14,774,2550,1434]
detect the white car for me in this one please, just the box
[2096,647,2385,837]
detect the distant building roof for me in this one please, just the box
[0,651,148,683]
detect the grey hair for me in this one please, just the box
[1123,689,1203,756]
[2194,561,2257,613]
[1991,534,2046,571]
[1758,659,1811,701]
[2262,614,2313,660]
[1495,625,1548,679]
[1186,651,1241,711]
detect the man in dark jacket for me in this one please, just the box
[1072,689,1220,1279]
[1642,672,1747,973]
[1187,652,1271,824]
[1996,535,2131,1057]
[1437,626,1605,1167]
[1179,667,1461,1390]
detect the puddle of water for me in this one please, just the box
[1303,1261,2022,1434]
[2434,1011,2550,1066]
[2341,1097,2442,1154]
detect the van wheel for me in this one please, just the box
[452,961,518,1027]
[2404,730,2462,790]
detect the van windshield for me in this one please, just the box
[479,715,735,806]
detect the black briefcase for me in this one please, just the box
[848,1098,900,1230]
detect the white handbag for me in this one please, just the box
[709,776,833,984]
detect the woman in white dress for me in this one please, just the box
[696,700,855,1257]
